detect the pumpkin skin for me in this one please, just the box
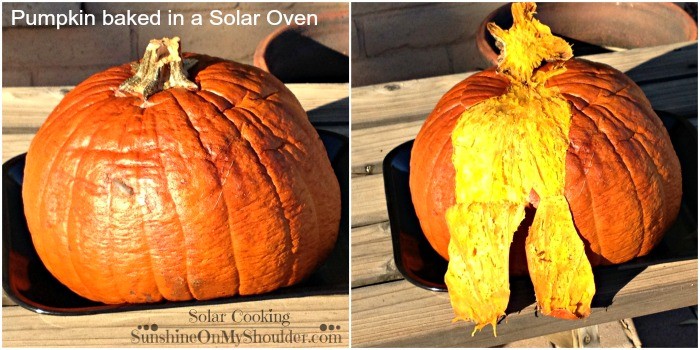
[410,59,682,275]
[22,49,341,304]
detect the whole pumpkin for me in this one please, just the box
[22,37,341,304]
[409,3,681,335]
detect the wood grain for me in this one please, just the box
[351,42,698,175]
[351,222,402,288]
[351,174,388,228]
[2,134,34,162]
[3,294,349,347]
[351,260,698,347]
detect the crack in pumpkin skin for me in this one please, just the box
[444,2,595,335]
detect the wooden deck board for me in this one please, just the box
[351,260,698,347]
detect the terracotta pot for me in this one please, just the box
[254,11,348,83]
[478,2,698,64]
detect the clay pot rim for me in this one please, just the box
[477,2,698,64]
[253,10,349,73]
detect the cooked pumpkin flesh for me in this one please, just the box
[445,2,595,335]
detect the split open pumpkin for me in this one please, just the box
[22,37,341,304]
[410,3,682,335]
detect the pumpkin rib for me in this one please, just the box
[587,103,662,256]
[565,151,604,266]
[183,80,304,292]
[168,91,217,162]
[233,100,333,255]
[236,106,323,285]
[204,106,296,295]
[184,89,300,292]
[149,96,206,300]
[557,64,674,259]
[33,97,123,301]
[424,125,457,254]
[164,91,245,298]
[236,118,299,283]
[568,111,611,262]
[241,106,318,282]
[149,109,200,300]
[567,79,672,258]
[211,151,242,297]
[66,109,128,302]
[575,106,647,258]
[413,106,461,259]
[222,107,298,288]
[132,111,167,303]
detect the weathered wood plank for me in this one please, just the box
[351,221,402,288]
[351,260,698,347]
[352,41,696,129]
[351,120,422,177]
[3,294,349,347]
[2,83,349,131]
[351,174,388,227]
[3,293,17,307]
[2,134,34,162]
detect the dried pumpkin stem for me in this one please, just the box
[117,37,198,100]
[487,2,572,84]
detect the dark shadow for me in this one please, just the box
[384,140,449,293]
[307,97,350,127]
[309,130,349,287]
[264,30,349,83]
[2,130,349,316]
[634,307,698,347]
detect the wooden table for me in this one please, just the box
[2,83,349,347]
[351,42,698,347]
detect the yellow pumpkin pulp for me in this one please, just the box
[444,3,595,335]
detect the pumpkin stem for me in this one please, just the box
[487,2,572,84]
[117,37,198,100]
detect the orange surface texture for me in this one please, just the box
[22,43,340,304]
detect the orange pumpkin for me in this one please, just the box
[22,37,341,304]
[410,3,681,335]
